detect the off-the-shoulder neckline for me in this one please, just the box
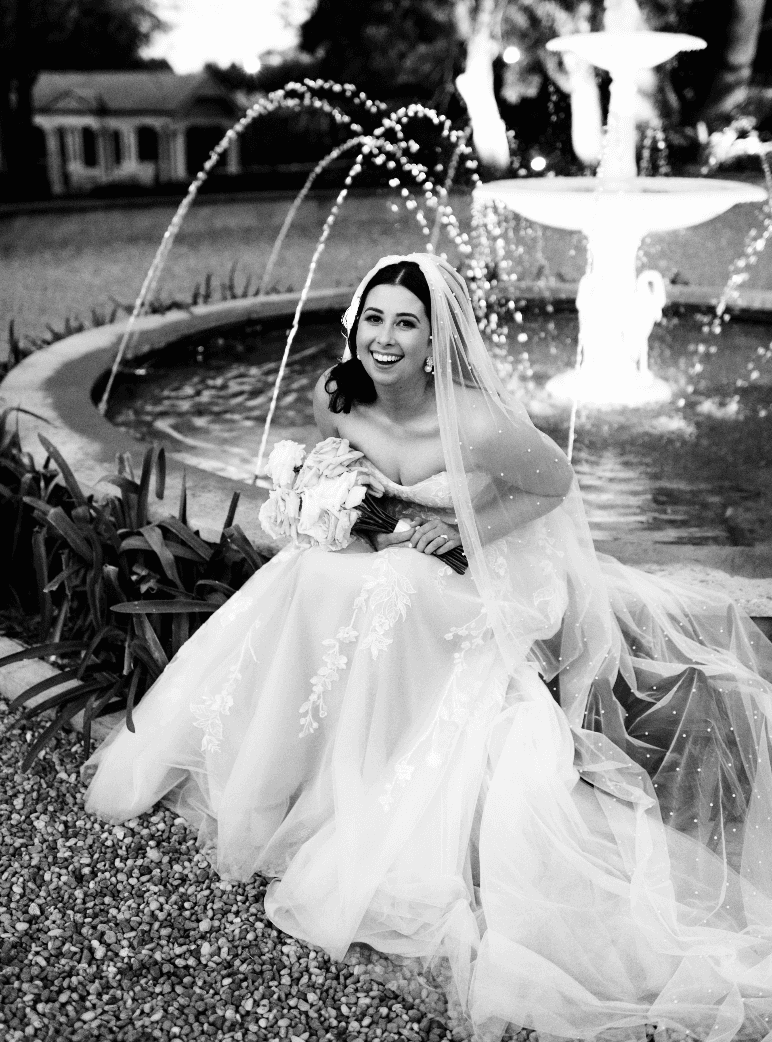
[364,459,449,491]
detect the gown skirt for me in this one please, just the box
[84,489,772,1042]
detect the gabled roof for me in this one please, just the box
[33,71,240,117]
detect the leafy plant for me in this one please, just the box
[0,412,271,769]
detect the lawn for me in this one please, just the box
[0,192,462,359]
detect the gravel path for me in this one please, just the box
[0,698,467,1042]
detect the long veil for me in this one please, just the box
[344,254,772,1042]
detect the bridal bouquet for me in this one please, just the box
[258,437,468,574]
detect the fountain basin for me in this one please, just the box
[2,290,772,623]
[474,178,767,236]
[476,177,767,406]
[0,291,349,549]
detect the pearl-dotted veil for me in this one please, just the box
[344,253,772,1042]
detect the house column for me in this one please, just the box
[226,135,239,174]
[125,124,137,166]
[173,127,187,180]
[44,128,65,196]
[157,127,171,182]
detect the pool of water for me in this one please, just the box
[107,306,772,548]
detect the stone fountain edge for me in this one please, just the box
[0,290,351,552]
[1,284,771,624]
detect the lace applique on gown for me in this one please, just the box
[83,462,772,1042]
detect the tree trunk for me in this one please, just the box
[0,0,41,201]
[562,54,604,168]
[0,77,11,178]
[699,0,766,128]
[1,72,41,200]
[455,0,510,173]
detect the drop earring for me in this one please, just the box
[423,355,435,374]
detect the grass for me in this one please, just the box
[0,193,461,362]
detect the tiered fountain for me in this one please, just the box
[475,30,767,406]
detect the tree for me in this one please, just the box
[456,0,768,169]
[293,0,768,175]
[0,0,165,199]
[491,0,768,135]
[298,0,463,109]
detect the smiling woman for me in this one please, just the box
[84,253,772,1042]
[319,259,435,419]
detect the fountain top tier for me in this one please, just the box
[475,27,768,409]
[478,29,766,235]
[474,177,766,236]
[546,30,705,74]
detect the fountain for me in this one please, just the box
[3,61,772,613]
[474,30,767,407]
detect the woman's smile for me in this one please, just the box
[370,349,403,367]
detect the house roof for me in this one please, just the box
[33,71,240,117]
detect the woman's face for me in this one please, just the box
[355,284,431,389]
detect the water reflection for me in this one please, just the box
[107,308,772,547]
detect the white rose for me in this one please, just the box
[258,488,302,540]
[297,485,325,532]
[298,502,338,548]
[308,437,352,463]
[265,440,306,490]
[333,510,358,548]
[319,473,367,514]
[297,437,365,488]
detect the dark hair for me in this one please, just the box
[324,261,432,414]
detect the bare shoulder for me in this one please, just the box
[313,368,339,438]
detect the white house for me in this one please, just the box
[33,70,242,196]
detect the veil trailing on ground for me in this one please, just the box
[84,254,772,1042]
[345,254,772,1042]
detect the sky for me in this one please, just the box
[144,0,309,74]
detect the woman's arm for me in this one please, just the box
[461,390,574,499]
[313,370,339,439]
[473,484,567,545]
[454,391,573,544]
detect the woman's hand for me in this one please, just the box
[408,519,462,557]
[371,519,418,552]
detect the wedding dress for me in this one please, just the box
[84,254,772,1042]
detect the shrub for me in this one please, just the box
[0,410,271,769]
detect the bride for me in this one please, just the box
[85,253,772,1042]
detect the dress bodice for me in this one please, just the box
[363,461,456,509]
[362,459,491,512]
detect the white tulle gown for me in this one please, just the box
[84,248,772,1042]
[84,462,772,1042]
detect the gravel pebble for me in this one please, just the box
[0,701,695,1042]
[0,700,469,1042]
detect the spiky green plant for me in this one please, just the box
[0,412,271,769]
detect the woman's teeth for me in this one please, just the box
[372,351,401,365]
